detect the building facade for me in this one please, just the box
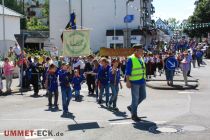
[50,0,154,52]
[0,4,22,56]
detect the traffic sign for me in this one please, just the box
[166,57,178,70]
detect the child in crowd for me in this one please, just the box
[59,63,74,115]
[108,59,122,111]
[72,69,85,101]
[97,58,110,106]
[3,58,14,93]
[92,59,100,101]
[45,64,59,110]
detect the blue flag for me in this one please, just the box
[124,15,134,23]
[69,12,76,29]
[61,12,76,42]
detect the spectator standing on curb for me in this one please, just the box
[3,58,14,93]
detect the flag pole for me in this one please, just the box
[2,0,6,54]
[114,0,117,49]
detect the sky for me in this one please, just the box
[152,0,196,21]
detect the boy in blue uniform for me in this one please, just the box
[58,63,74,115]
[72,69,85,101]
[108,59,122,111]
[97,58,110,106]
[45,64,59,110]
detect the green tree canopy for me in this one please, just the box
[27,17,49,31]
[184,0,210,38]
[0,0,23,14]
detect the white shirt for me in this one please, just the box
[13,46,21,56]
[73,59,85,69]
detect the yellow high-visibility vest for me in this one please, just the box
[129,54,146,81]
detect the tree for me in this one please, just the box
[27,17,49,31]
[0,0,23,14]
[184,0,210,38]
[165,18,180,30]
[42,0,49,18]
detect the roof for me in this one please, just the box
[0,4,23,17]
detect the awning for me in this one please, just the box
[106,30,124,36]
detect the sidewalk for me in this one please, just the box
[0,78,32,96]
[146,72,199,90]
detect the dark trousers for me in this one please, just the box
[87,81,95,94]
[32,82,39,95]
[31,74,40,95]
[48,90,59,107]
[87,76,95,94]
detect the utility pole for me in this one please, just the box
[81,0,83,29]
[69,0,71,21]
[114,0,117,49]
[126,1,129,48]
[2,0,6,46]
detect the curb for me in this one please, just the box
[0,88,31,96]
[146,83,198,90]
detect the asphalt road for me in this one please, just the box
[0,60,210,140]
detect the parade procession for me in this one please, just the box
[0,0,210,140]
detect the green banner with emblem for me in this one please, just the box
[63,30,90,57]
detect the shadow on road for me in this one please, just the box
[68,122,101,132]
[99,104,128,118]
[133,120,161,134]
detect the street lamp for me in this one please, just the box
[126,0,134,48]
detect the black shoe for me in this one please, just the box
[113,107,119,112]
[48,106,52,110]
[127,106,131,113]
[54,106,59,110]
[98,100,102,104]
[61,112,68,117]
[32,94,39,97]
[132,115,141,122]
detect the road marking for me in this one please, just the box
[188,94,192,113]
[110,121,167,125]
[178,91,194,94]
[0,118,109,123]
[0,132,4,136]
[110,121,133,125]
[154,121,167,124]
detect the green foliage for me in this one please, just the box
[184,0,210,38]
[0,0,23,14]
[24,48,50,57]
[27,17,49,31]
[164,18,180,30]
[41,0,49,18]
